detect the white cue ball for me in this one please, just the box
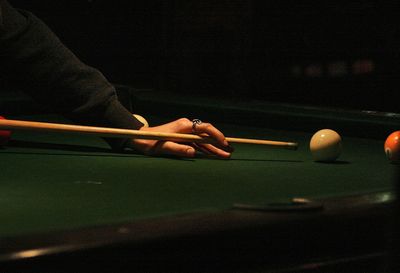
[133,114,149,127]
[310,129,342,162]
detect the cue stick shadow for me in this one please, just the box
[316,160,351,165]
[7,139,111,153]
[196,153,303,163]
[3,139,138,158]
[3,139,196,161]
[228,158,303,163]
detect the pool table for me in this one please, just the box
[1,87,399,272]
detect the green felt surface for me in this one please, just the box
[0,115,395,238]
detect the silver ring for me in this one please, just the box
[192,119,202,133]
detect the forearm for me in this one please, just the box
[0,1,143,150]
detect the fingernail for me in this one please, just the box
[223,139,229,146]
[186,147,196,157]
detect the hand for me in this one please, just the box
[129,118,232,158]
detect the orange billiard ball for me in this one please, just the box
[384,131,400,163]
[0,116,12,147]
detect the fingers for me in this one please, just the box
[190,121,232,158]
[131,138,196,158]
[132,118,233,158]
[153,141,196,157]
[191,121,229,148]
[193,143,232,159]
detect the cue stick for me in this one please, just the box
[0,119,298,150]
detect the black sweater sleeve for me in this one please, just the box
[0,0,143,150]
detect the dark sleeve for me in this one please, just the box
[0,0,144,150]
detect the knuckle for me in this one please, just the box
[202,123,212,130]
[178,117,190,123]
[177,118,191,127]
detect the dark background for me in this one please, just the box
[9,0,400,112]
